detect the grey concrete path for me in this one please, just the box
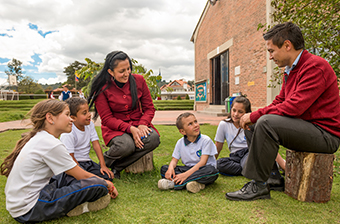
[0,110,224,133]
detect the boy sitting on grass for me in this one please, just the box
[60,97,114,181]
[158,112,219,193]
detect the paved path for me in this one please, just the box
[0,111,223,133]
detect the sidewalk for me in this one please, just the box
[0,110,224,133]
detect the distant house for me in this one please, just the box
[160,79,194,100]
[191,0,280,111]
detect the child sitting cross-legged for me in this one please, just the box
[1,100,117,223]
[158,112,219,193]
[56,97,114,184]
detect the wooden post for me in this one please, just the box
[125,151,154,173]
[285,149,334,203]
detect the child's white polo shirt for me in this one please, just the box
[60,121,99,161]
[172,134,217,168]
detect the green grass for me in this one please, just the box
[0,126,340,223]
[0,99,46,122]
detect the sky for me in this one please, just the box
[0,0,208,86]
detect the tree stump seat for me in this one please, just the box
[125,151,154,173]
[285,149,335,203]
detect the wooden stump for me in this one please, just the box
[285,149,334,203]
[125,151,154,173]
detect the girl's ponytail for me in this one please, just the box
[0,99,67,177]
[0,130,38,177]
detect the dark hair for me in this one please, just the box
[1,100,67,177]
[225,96,252,122]
[87,51,138,120]
[263,22,304,50]
[176,112,195,130]
[65,97,87,116]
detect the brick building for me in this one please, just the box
[191,0,280,112]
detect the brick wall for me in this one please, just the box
[193,0,268,111]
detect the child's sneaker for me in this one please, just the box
[67,193,111,217]
[186,181,205,193]
[158,179,175,190]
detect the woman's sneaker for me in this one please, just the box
[67,194,111,217]
[186,181,205,193]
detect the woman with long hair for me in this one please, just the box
[87,51,160,178]
[1,100,118,223]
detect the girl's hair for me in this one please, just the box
[225,96,252,122]
[87,51,138,120]
[0,99,67,177]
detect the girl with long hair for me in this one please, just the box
[87,51,160,178]
[214,96,285,191]
[214,96,252,176]
[1,100,118,223]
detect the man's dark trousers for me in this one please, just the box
[242,114,340,182]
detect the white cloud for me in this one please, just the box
[38,75,66,85]
[0,0,207,83]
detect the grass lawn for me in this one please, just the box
[0,125,340,223]
[0,99,46,122]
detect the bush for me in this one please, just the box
[153,100,194,110]
[185,94,190,100]
[35,89,45,94]
[177,95,182,100]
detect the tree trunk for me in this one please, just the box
[125,151,154,173]
[285,149,334,203]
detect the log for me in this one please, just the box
[285,149,334,203]
[125,151,154,173]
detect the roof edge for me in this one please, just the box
[190,0,210,43]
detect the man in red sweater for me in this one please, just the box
[226,22,340,201]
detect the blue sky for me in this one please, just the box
[0,0,207,86]
[0,52,58,85]
[0,22,63,85]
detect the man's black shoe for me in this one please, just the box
[267,176,284,191]
[225,180,271,201]
[267,170,284,191]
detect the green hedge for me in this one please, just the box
[0,99,194,122]
[153,100,194,110]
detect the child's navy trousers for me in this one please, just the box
[160,165,219,190]
[14,176,108,223]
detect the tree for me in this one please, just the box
[5,58,24,90]
[132,59,162,99]
[40,82,63,91]
[18,76,43,93]
[157,80,168,88]
[260,0,340,82]
[187,80,195,88]
[63,61,87,89]
[76,58,104,97]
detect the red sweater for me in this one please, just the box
[95,74,158,145]
[250,50,340,138]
